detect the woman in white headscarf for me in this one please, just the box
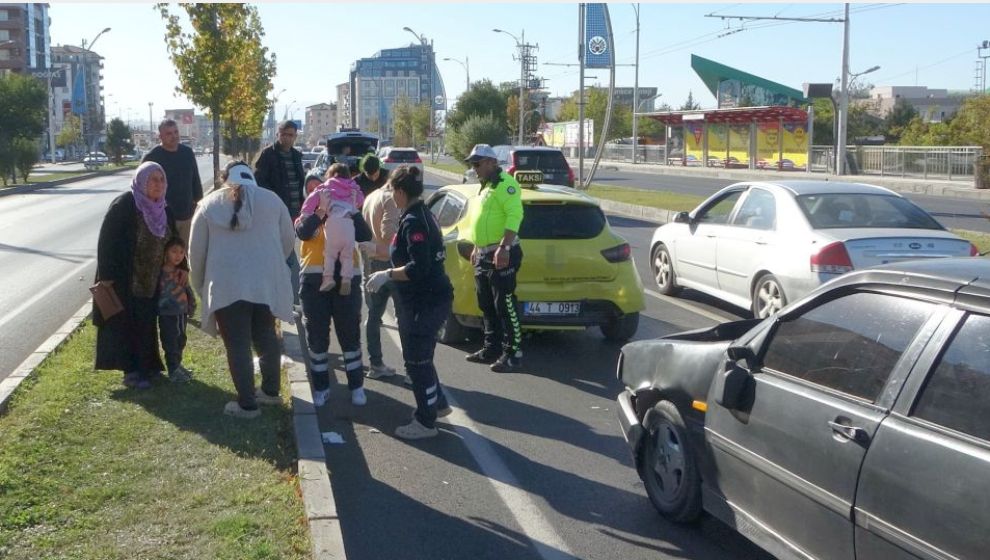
[188,160,295,419]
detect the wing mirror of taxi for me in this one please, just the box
[673,211,692,224]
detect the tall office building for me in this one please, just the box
[348,42,446,141]
[0,3,49,76]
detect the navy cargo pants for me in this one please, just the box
[474,245,523,358]
[394,294,451,429]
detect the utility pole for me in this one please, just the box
[837,3,850,175]
[979,40,990,94]
[494,29,538,145]
[631,3,641,165]
[578,4,585,188]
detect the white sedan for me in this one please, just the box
[650,180,978,318]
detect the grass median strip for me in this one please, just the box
[0,322,310,560]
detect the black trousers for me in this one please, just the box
[395,293,451,429]
[214,300,281,410]
[474,245,523,356]
[158,313,187,372]
[299,273,364,391]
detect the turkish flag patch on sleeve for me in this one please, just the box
[410,231,426,243]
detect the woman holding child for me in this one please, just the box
[94,161,181,389]
[296,164,373,408]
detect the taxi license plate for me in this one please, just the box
[524,302,581,316]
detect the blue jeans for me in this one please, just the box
[394,292,451,428]
[363,259,393,366]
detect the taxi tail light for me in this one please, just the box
[506,164,516,175]
[970,243,980,256]
[810,241,853,273]
[601,243,631,263]
[566,166,575,187]
[413,156,422,163]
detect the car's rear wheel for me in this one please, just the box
[752,273,786,319]
[639,401,702,523]
[652,244,680,295]
[600,312,639,342]
[438,311,469,344]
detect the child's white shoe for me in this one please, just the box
[319,276,336,292]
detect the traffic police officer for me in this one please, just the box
[462,144,525,373]
[365,165,452,439]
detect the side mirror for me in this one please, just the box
[715,361,752,410]
[673,211,691,224]
[727,345,755,364]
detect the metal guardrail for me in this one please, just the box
[563,144,983,182]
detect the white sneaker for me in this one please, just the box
[366,363,397,379]
[281,355,293,367]
[351,387,367,406]
[312,389,330,407]
[255,388,281,406]
[395,418,438,440]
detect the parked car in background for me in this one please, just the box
[650,180,977,318]
[82,152,109,169]
[377,147,423,176]
[616,257,990,560]
[462,145,575,187]
[312,128,379,178]
[301,151,319,172]
[430,170,644,343]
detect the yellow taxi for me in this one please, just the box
[425,170,645,343]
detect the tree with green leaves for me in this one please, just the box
[557,88,633,142]
[445,114,509,162]
[158,3,276,180]
[57,114,82,154]
[445,80,509,132]
[105,118,135,165]
[0,72,46,185]
[882,99,918,143]
[679,91,701,111]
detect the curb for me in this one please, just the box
[0,301,91,415]
[280,318,347,560]
[0,165,135,198]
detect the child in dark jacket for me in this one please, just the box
[158,237,196,382]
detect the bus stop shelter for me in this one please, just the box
[643,106,812,171]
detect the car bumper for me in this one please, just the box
[616,389,645,455]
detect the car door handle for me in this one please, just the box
[828,420,869,443]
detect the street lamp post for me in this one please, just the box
[979,40,990,94]
[443,56,470,93]
[836,63,879,174]
[493,28,526,145]
[80,27,111,153]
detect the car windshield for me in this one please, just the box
[517,203,605,239]
[514,151,569,171]
[797,193,944,230]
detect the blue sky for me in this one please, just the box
[49,2,990,130]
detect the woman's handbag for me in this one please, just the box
[90,281,124,319]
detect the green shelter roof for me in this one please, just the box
[691,54,807,104]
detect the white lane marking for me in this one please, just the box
[643,288,734,324]
[0,259,95,332]
[382,324,579,560]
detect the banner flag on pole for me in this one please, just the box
[584,3,611,69]
[71,66,86,115]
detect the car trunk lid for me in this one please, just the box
[825,229,973,268]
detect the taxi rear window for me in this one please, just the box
[518,203,605,239]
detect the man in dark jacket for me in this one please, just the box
[354,154,389,196]
[142,119,203,244]
[254,120,306,305]
[253,120,305,218]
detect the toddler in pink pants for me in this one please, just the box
[300,165,365,295]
